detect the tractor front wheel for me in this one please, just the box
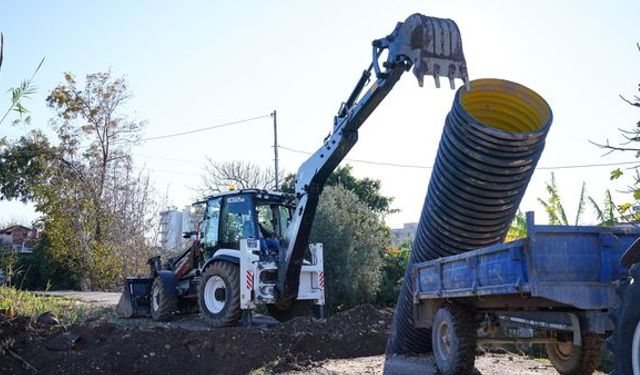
[198,262,241,327]
[150,277,177,321]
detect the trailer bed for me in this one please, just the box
[413,212,640,310]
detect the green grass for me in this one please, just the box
[0,286,111,324]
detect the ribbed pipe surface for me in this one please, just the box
[386,78,552,355]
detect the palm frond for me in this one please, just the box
[0,33,3,73]
[588,196,605,225]
[574,182,586,225]
[0,56,45,125]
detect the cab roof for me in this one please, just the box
[193,189,296,205]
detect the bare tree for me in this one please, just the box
[198,159,281,194]
[591,43,640,157]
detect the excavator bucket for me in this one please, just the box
[116,277,153,318]
[381,13,469,90]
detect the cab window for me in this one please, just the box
[220,194,255,249]
[257,204,276,238]
[277,205,292,237]
[201,198,221,248]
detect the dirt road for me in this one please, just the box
[281,354,607,374]
[34,291,121,305]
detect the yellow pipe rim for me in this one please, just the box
[459,79,551,134]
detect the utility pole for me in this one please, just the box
[271,110,279,190]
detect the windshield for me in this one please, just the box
[220,194,255,249]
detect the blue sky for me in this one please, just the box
[1,1,640,228]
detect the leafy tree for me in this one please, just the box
[0,130,52,202]
[281,164,395,214]
[506,210,527,242]
[13,234,76,290]
[375,240,411,307]
[40,70,155,290]
[1,71,157,291]
[309,185,389,311]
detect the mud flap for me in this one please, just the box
[117,277,154,318]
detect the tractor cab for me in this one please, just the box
[197,189,296,261]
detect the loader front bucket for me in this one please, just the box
[116,277,153,318]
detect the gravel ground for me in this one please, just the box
[281,353,608,375]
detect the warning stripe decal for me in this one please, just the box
[246,271,253,290]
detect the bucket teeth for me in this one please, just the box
[387,13,469,90]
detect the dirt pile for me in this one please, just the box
[1,305,393,375]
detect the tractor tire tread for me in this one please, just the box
[198,261,241,327]
[545,333,602,375]
[608,266,640,375]
[150,277,177,321]
[432,303,477,375]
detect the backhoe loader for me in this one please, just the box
[117,12,469,326]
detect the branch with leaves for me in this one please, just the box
[0,32,45,126]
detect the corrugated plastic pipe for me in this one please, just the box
[386,78,553,355]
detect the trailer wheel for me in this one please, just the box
[432,303,477,375]
[545,333,602,375]
[198,262,241,327]
[607,263,640,375]
[150,277,177,321]
[267,300,312,322]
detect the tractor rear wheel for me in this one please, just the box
[545,333,601,375]
[198,262,241,327]
[150,277,177,321]
[607,263,640,375]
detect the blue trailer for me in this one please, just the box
[412,212,640,375]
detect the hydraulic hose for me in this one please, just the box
[386,78,553,355]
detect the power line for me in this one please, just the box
[138,114,271,142]
[1,113,271,151]
[537,161,639,170]
[277,145,640,171]
[132,165,201,177]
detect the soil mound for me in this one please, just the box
[1,304,392,375]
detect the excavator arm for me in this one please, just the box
[278,13,470,301]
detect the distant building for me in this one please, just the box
[391,222,418,247]
[0,225,37,253]
[159,206,198,254]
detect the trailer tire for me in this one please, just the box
[267,300,312,322]
[607,263,640,375]
[198,261,241,327]
[545,333,602,375]
[432,303,477,375]
[150,277,177,321]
